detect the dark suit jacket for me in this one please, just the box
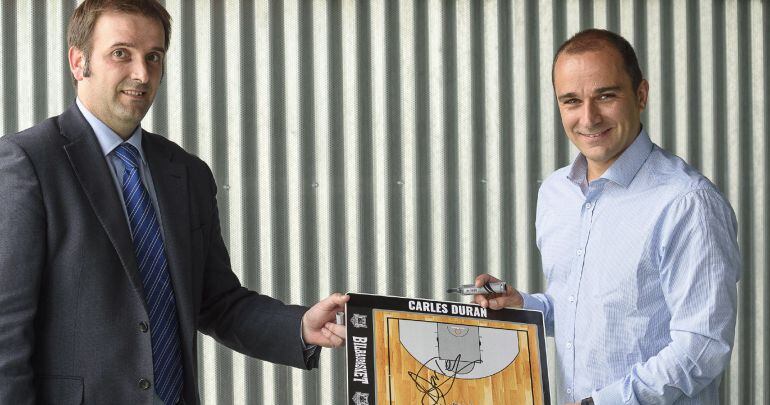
[0,104,313,404]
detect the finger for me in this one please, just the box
[324,322,347,339]
[473,294,490,308]
[321,326,344,347]
[313,293,350,313]
[474,274,491,287]
[327,331,344,347]
[487,297,506,310]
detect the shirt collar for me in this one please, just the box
[76,98,145,163]
[566,128,653,188]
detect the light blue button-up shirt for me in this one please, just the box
[75,98,165,235]
[76,99,171,404]
[521,130,740,405]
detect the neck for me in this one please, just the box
[586,163,607,182]
[77,97,138,140]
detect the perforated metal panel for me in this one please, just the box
[1,1,767,404]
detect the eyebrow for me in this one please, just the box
[557,85,623,102]
[109,42,165,54]
[595,85,622,93]
[557,92,578,102]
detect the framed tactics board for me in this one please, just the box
[345,293,550,405]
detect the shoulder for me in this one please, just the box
[143,132,205,164]
[642,145,718,195]
[641,146,736,229]
[142,131,215,181]
[1,116,63,154]
[537,165,574,205]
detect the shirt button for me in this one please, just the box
[138,378,151,390]
[585,202,592,209]
[138,321,149,333]
[566,388,572,394]
[568,295,575,303]
[566,341,572,349]
[576,249,584,256]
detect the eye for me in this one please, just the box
[562,98,580,106]
[112,49,127,58]
[598,93,616,101]
[146,53,163,63]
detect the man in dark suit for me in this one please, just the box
[0,1,348,404]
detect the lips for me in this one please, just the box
[579,128,611,139]
[121,89,147,97]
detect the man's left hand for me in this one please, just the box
[301,293,350,347]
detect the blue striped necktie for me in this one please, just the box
[114,143,183,404]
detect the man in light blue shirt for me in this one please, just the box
[475,29,740,405]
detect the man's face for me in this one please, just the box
[553,47,648,180]
[69,12,165,138]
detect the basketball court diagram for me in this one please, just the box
[398,320,520,378]
[374,310,544,405]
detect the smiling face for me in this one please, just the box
[69,11,165,139]
[553,46,648,181]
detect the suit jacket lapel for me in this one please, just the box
[59,105,146,302]
[142,133,195,347]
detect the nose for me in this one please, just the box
[580,100,602,129]
[130,59,150,83]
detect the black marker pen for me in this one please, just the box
[447,281,507,295]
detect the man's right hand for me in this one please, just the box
[472,274,524,309]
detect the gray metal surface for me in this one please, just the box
[1,0,766,404]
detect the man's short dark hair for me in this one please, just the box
[552,29,644,91]
[67,0,172,87]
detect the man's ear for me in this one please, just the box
[68,46,86,81]
[637,79,649,111]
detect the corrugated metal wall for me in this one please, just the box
[1,0,767,404]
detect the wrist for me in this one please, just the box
[581,397,594,405]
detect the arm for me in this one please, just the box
[471,274,555,336]
[592,189,740,405]
[194,165,344,369]
[0,139,45,404]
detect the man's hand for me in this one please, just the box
[472,274,524,309]
[301,293,350,347]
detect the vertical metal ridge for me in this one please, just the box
[685,0,701,169]
[370,0,388,298]
[2,0,18,134]
[400,0,417,297]
[749,3,767,404]
[31,1,46,123]
[383,0,404,297]
[524,0,542,292]
[497,0,515,291]
[456,0,474,294]
[483,0,502,295]
[442,0,461,291]
[470,0,486,289]
[15,0,33,130]
[355,0,376,295]
[763,1,770,398]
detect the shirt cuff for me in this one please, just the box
[300,316,321,369]
[591,379,626,405]
[520,292,546,313]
